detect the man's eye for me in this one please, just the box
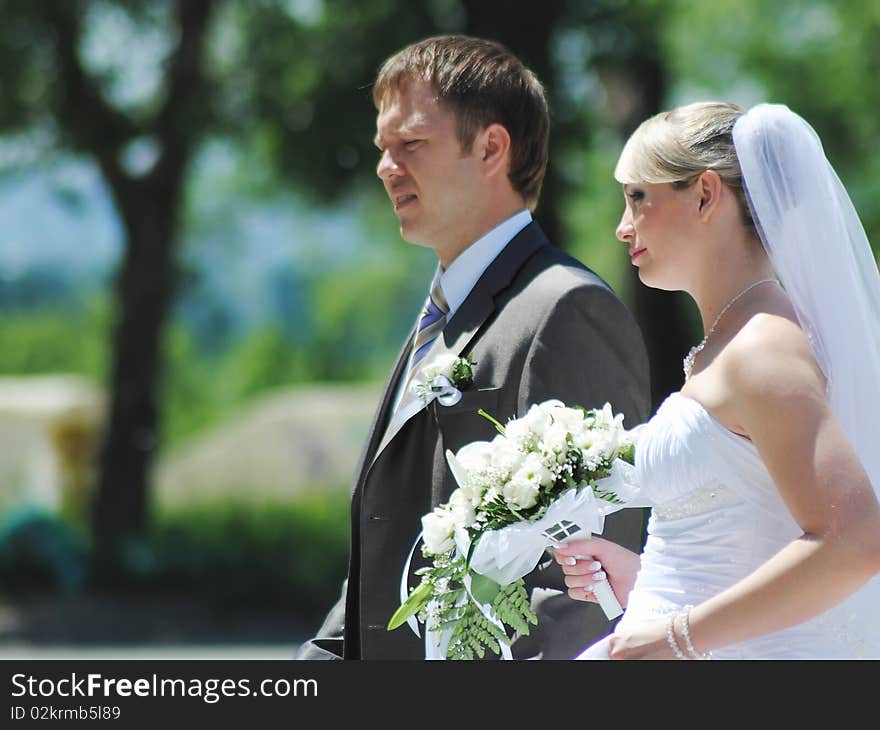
[404,139,423,150]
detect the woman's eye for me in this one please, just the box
[404,140,423,150]
[627,190,644,202]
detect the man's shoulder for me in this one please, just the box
[517,243,612,300]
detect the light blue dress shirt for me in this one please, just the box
[391,209,532,413]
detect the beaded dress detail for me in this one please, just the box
[576,392,877,659]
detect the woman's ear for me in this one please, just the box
[696,170,724,220]
[479,123,511,177]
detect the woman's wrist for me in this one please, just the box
[680,605,713,660]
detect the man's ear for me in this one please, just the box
[696,170,723,220]
[479,123,511,177]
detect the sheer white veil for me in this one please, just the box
[734,103,880,655]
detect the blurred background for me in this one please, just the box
[1,0,878,658]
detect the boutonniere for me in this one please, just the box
[411,353,475,407]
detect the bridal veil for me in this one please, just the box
[734,103,880,655]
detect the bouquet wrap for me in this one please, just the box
[388,401,648,660]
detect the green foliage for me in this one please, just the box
[443,578,536,661]
[492,579,538,637]
[0,491,351,623]
[0,299,109,378]
[662,0,880,252]
[145,492,350,619]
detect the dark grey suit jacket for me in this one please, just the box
[297,221,651,660]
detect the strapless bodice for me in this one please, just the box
[608,393,876,659]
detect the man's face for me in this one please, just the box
[374,79,484,259]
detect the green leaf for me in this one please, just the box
[387,581,433,631]
[469,573,502,604]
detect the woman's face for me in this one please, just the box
[615,180,698,290]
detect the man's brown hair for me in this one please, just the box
[373,35,550,209]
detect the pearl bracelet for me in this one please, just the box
[665,613,687,660]
[680,605,712,660]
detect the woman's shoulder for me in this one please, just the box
[723,311,825,399]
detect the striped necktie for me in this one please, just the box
[405,276,449,383]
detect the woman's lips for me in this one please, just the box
[629,247,646,261]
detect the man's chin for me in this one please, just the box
[398,225,434,250]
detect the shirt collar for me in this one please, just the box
[438,209,532,318]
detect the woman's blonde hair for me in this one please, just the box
[614,101,755,230]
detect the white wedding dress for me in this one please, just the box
[577,392,879,660]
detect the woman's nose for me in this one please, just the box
[615,211,634,243]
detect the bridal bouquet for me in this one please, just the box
[387,399,643,660]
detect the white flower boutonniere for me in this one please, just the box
[411,353,475,407]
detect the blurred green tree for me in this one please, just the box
[0,0,690,565]
[0,0,217,569]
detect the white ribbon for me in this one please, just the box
[411,374,462,407]
[467,461,649,620]
[468,463,645,585]
[400,531,425,638]
[398,459,650,655]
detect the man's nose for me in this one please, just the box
[376,149,402,180]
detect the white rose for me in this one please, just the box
[448,441,494,504]
[535,398,566,412]
[541,423,570,456]
[448,489,476,529]
[421,352,459,381]
[421,507,456,555]
[550,405,587,431]
[580,430,620,470]
[502,472,541,510]
[522,403,553,436]
[489,434,526,476]
[503,416,535,447]
[455,441,494,473]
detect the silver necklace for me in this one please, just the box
[683,277,777,381]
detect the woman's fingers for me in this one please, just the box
[554,538,600,559]
[564,564,605,588]
[559,559,603,575]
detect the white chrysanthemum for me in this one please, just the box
[421,507,456,555]
[502,451,553,509]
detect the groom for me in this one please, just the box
[298,35,651,660]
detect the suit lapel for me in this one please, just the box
[351,325,416,492]
[368,222,549,469]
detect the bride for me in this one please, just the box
[556,102,880,659]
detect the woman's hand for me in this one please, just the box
[553,536,641,607]
[607,619,676,659]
